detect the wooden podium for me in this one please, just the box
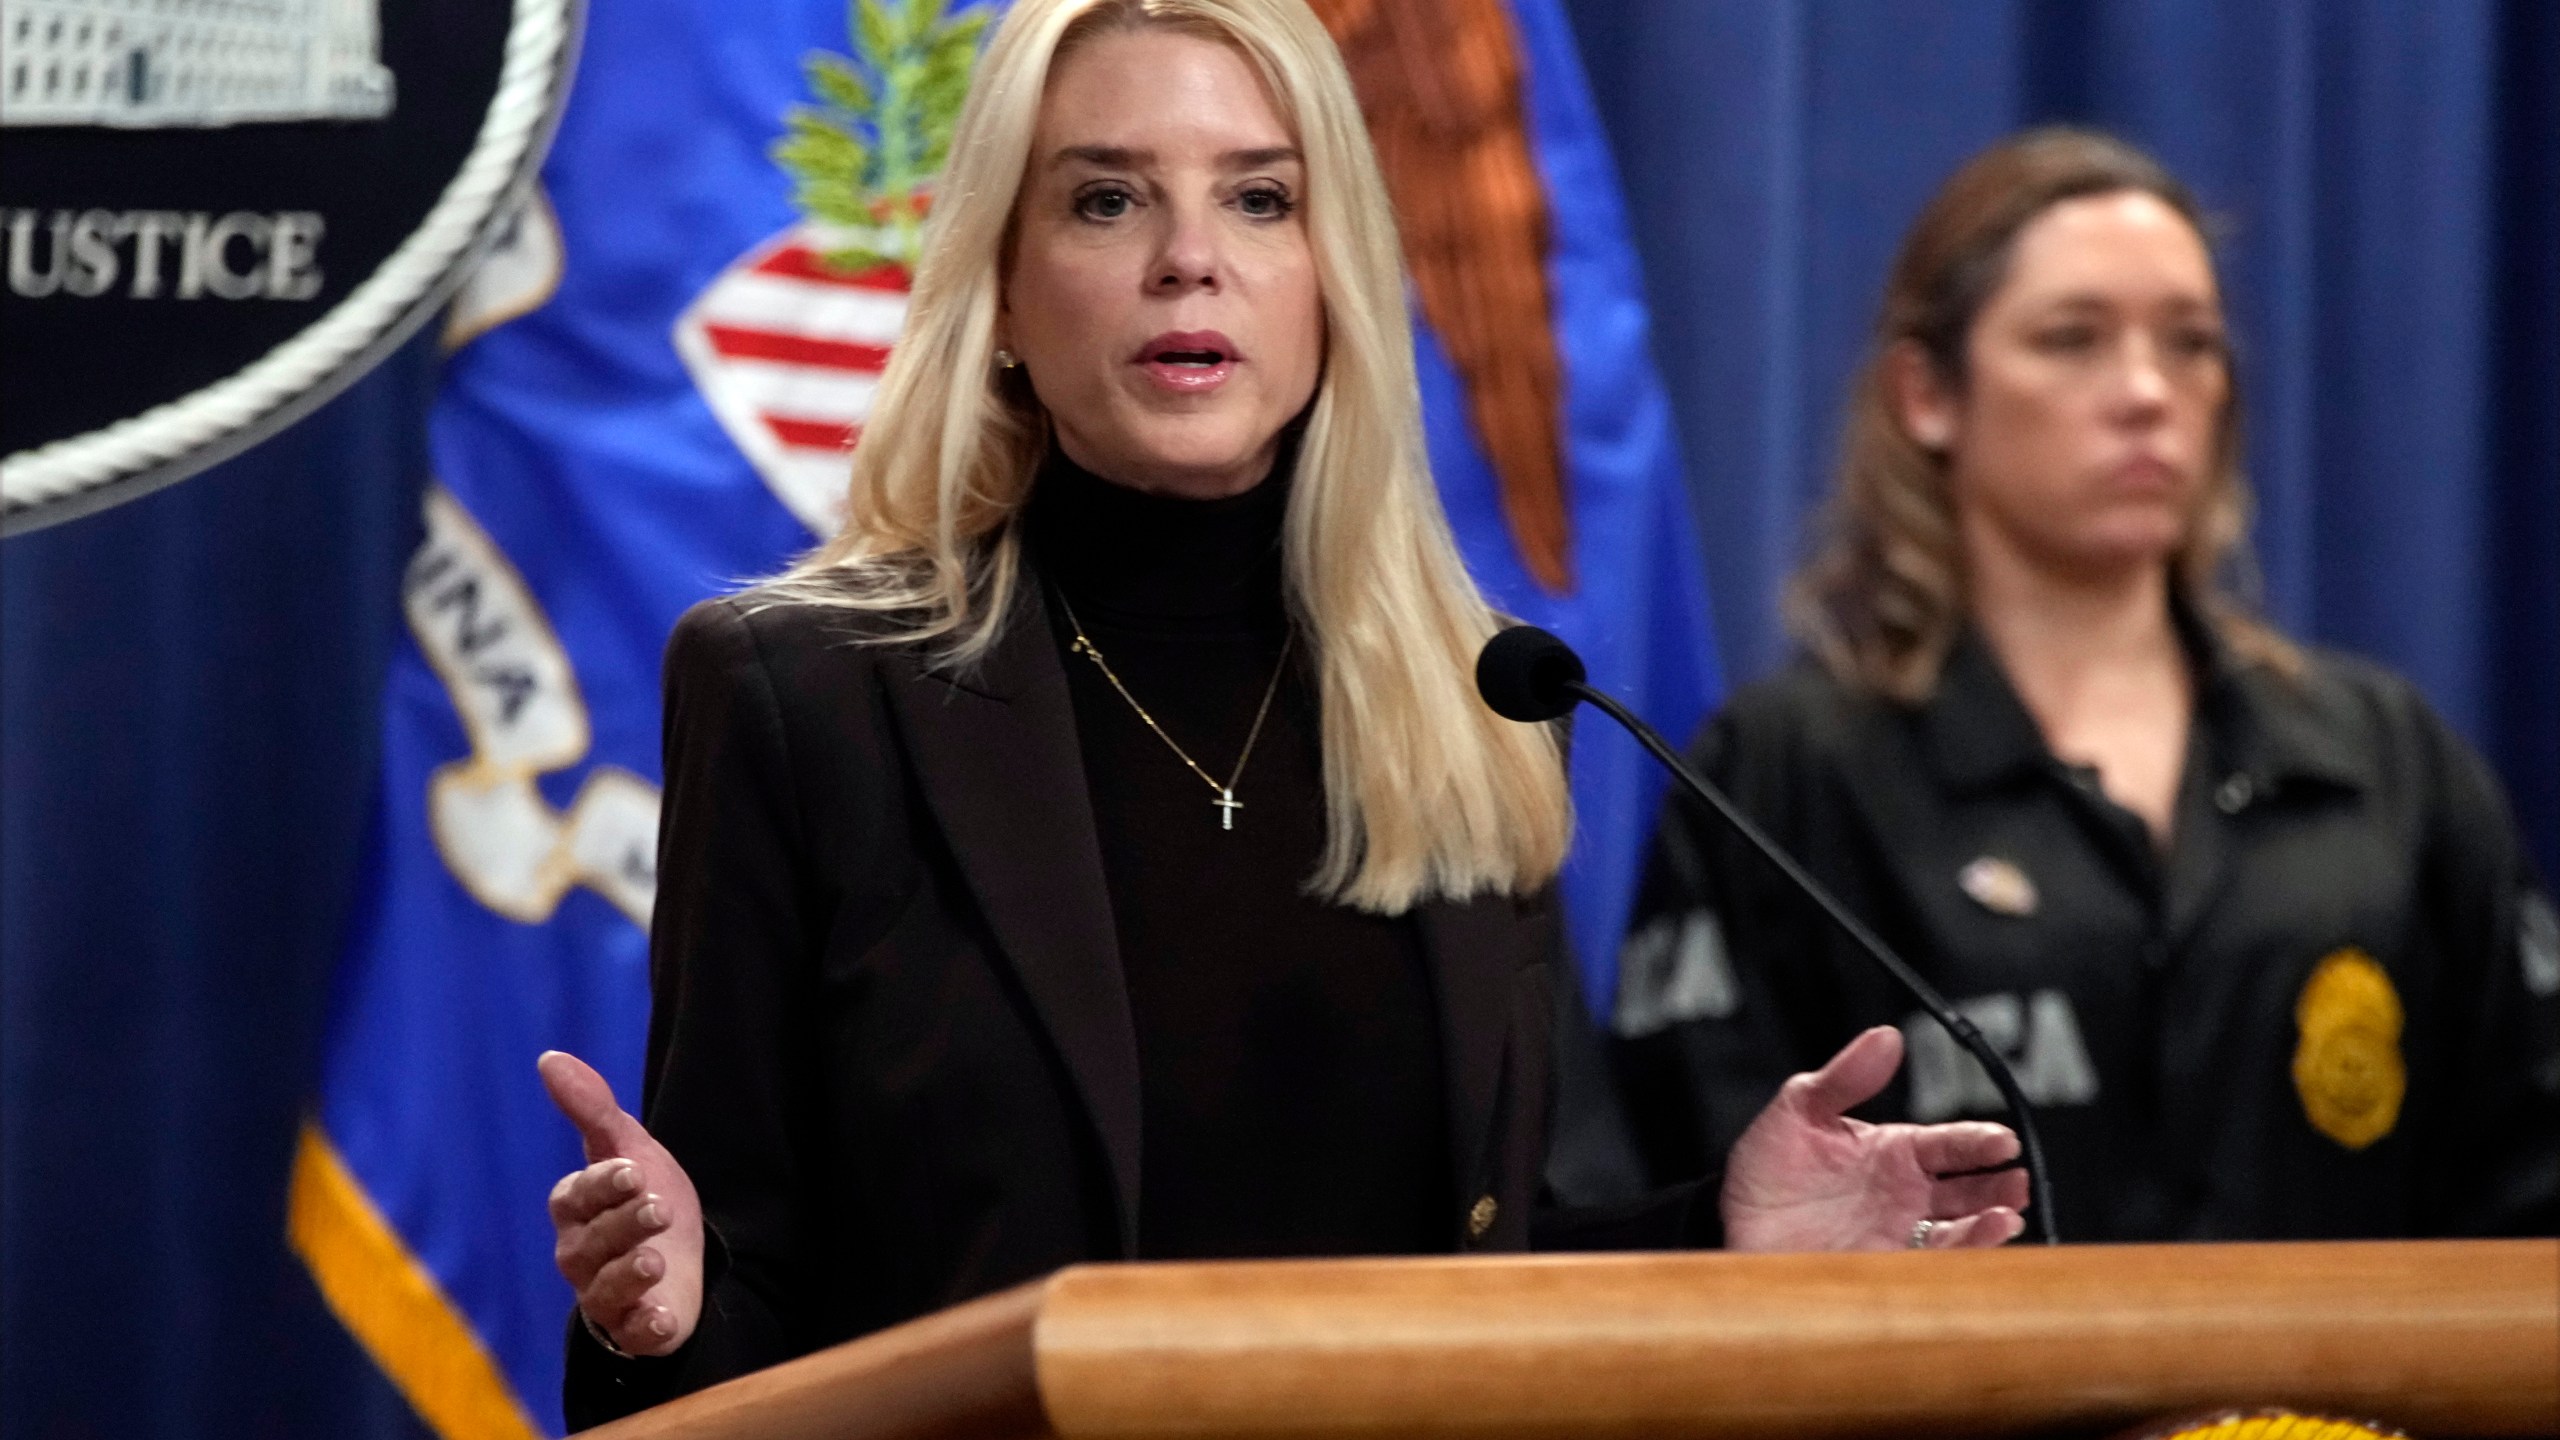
[584,1239,2559,1440]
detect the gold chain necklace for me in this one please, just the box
[1057,592,1294,832]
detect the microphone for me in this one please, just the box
[1478,625,2060,1244]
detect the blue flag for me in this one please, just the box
[291,0,1715,1430]
[1401,0,1723,1009]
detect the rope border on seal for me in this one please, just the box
[0,0,582,533]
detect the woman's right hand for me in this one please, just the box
[538,1050,704,1357]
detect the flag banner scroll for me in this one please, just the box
[293,0,1714,1431]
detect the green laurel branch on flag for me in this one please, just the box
[774,0,991,273]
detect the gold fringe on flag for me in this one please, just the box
[287,1122,545,1440]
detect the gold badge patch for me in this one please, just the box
[2291,949,2405,1151]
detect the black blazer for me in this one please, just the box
[565,578,1695,1425]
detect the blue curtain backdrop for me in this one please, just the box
[1561,0,2560,883]
[3,3,2554,1434]
[1,340,438,1438]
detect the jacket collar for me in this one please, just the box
[1916,629,2052,794]
[881,569,1146,1255]
[1918,608,2369,800]
[2193,628,2370,798]
[880,555,1519,1253]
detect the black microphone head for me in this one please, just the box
[1476,625,1587,722]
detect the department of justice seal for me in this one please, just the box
[0,0,584,534]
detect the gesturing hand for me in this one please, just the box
[538,1051,705,1357]
[1719,1025,2030,1252]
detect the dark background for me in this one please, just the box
[4,2,2554,1434]
[3,336,437,1437]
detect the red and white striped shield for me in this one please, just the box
[672,223,911,535]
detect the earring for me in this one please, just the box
[994,347,1020,369]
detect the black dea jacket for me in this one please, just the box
[1613,624,2559,1243]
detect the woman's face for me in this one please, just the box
[1902,190,2230,581]
[1002,29,1323,499]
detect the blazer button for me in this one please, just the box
[1467,1194,1499,1240]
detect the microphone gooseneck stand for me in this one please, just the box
[1477,624,2059,1244]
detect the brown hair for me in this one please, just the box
[1786,126,2298,701]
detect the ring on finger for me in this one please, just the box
[1909,1218,1937,1249]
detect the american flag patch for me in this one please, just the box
[672,224,910,535]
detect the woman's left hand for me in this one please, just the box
[1720,1025,2031,1251]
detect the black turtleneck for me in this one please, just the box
[1023,449,1451,1260]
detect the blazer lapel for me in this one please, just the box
[1416,893,1525,1207]
[882,579,1142,1254]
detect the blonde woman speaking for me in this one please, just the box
[537,0,2030,1422]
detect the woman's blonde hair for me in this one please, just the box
[767,0,1568,911]
[1789,127,2299,701]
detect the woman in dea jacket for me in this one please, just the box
[1613,129,2558,1244]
